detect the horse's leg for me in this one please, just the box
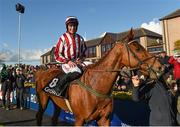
[97,101,112,126]
[36,91,49,126]
[51,101,61,125]
[97,117,110,126]
[75,116,85,126]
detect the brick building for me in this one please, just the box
[160,9,180,56]
[86,28,162,62]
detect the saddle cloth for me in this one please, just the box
[43,74,70,98]
[43,75,63,97]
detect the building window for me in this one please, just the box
[102,45,106,53]
[46,56,48,63]
[147,47,163,52]
[101,43,113,56]
[87,46,96,57]
[106,43,111,50]
[42,56,45,64]
[43,56,45,64]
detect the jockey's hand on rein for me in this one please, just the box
[75,58,82,64]
[68,60,77,68]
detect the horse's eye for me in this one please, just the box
[136,47,141,52]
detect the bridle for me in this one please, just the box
[123,40,161,79]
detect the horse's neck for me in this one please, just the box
[86,45,122,94]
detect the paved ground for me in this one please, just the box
[0,101,71,126]
[0,99,150,126]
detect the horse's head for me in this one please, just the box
[118,28,164,79]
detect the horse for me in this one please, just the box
[35,29,164,126]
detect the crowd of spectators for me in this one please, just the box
[0,63,42,110]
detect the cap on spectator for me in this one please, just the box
[174,53,180,57]
[173,49,180,57]
[16,67,22,71]
[159,50,166,53]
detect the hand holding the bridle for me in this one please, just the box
[76,58,86,67]
[132,75,140,87]
[75,58,82,65]
[67,60,77,68]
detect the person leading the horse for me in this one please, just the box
[43,16,87,97]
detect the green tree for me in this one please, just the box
[174,40,180,50]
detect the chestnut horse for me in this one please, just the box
[35,29,163,126]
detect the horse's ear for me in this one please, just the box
[127,28,134,41]
[122,28,134,43]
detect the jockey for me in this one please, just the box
[44,16,87,97]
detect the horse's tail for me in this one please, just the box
[34,69,45,93]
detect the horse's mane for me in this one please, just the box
[84,37,136,72]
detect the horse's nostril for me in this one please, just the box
[159,66,165,72]
[159,67,162,71]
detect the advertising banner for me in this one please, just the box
[27,87,127,126]
[0,83,13,102]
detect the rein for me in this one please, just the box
[87,67,140,72]
[76,79,112,98]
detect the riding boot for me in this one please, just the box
[53,72,82,97]
[58,72,82,97]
